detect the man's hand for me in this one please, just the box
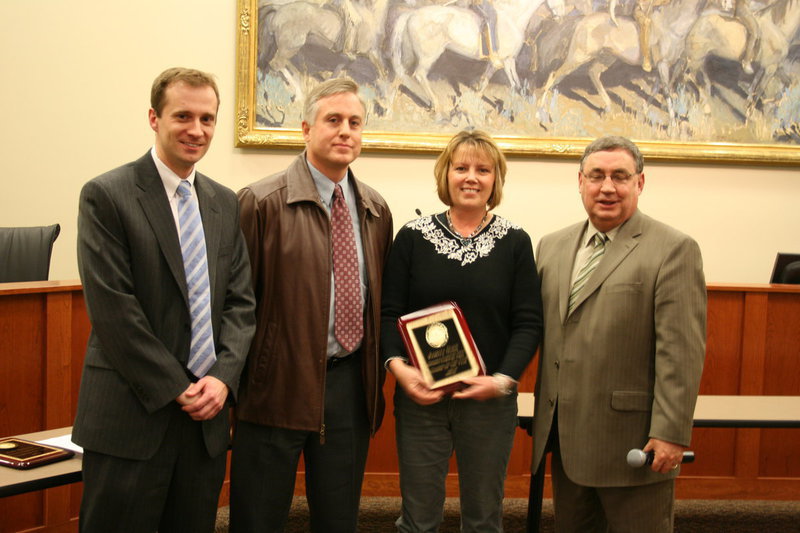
[643,438,687,474]
[176,376,229,421]
[388,359,445,405]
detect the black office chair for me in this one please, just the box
[0,224,61,282]
[778,261,800,284]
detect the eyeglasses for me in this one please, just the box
[581,171,637,185]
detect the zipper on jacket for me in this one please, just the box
[319,423,326,444]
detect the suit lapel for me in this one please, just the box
[568,211,644,316]
[134,154,189,307]
[558,223,587,323]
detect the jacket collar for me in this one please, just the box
[285,151,383,219]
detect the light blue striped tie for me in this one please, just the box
[568,232,607,314]
[177,180,216,377]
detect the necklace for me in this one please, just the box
[446,209,488,243]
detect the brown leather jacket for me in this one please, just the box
[235,153,393,435]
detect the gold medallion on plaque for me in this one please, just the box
[425,322,449,348]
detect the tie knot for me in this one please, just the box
[177,180,192,199]
[333,184,344,201]
[593,233,606,247]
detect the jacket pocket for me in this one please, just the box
[606,282,642,294]
[611,391,653,412]
[84,339,114,369]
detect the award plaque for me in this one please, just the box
[0,438,75,470]
[397,301,486,392]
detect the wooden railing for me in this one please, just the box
[1,282,799,532]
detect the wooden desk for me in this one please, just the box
[518,394,800,532]
[0,428,80,499]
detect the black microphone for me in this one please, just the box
[415,208,422,216]
[626,448,695,468]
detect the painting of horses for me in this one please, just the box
[235,0,800,164]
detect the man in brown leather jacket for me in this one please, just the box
[230,78,393,533]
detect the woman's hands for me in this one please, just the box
[452,375,505,401]
[389,360,513,404]
[388,359,445,405]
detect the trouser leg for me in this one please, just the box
[229,420,305,533]
[158,414,227,533]
[452,394,518,533]
[394,389,452,533]
[81,407,222,533]
[550,426,675,533]
[304,354,370,533]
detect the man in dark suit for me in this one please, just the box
[533,136,706,532]
[230,78,393,533]
[73,67,256,533]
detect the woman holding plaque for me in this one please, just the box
[381,130,543,532]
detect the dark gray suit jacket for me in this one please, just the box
[73,152,255,460]
[533,210,706,487]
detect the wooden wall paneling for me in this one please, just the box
[736,292,767,481]
[692,290,744,478]
[1,290,47,533]
[739,291,769,395]
[0,492,44,533]
[45,292,73,429]
[0,293,46,437]
[3,282,800,533]
[702,291,744,394]
[0,283,84,533]
[763,293,800,395]
[760,293,800,478]
[43,292,79,531]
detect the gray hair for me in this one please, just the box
[302,78,365,125]
[579,136,644,174]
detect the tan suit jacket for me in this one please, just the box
[532,210,706,487]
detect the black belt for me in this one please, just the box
[327,350,359,369]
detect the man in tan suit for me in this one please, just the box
[532,136,706,532]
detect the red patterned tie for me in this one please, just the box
[331,184,363,352]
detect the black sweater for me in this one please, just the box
[380,213,543,379]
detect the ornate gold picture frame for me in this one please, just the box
[235,0,800,165]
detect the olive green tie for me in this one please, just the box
[568,233,606,314]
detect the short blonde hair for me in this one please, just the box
[434,130,507,209]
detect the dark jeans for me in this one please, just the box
[393,389,518,533]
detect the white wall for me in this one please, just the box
[2,0,798,283]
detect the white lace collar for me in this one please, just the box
[408,213,517,266]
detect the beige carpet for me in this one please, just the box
[216,497,800,532]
